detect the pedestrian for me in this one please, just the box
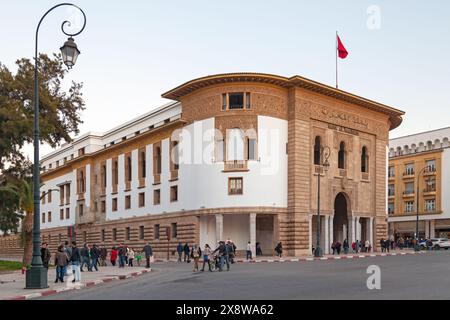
[64,241,72,276]
[191,244,202,272]
[128,248,135,267]
[246,241,252,260]
[110,246,118,266]
[335,241,342,255]
[213,241,229,272]
[40,242,51,269]
[183,243,190,263]
[70,241,81,283]
[143,242,153,269]
[136,251,142,267]
[365,240,370,253]
[90,244,99,271]
[177,242,183,263]
[427,238,433,251]
[385,239,391,252]
[99,246,107,267]
[226,240,235,264]
[80,243,91,272]
[351,241,357,253]
[118,243,126,268]
[343,239,349,254]
[54,244,68,283]
[124,245,129,265]
[331,242,336,255]
[380,238,386,253]
[201,244,212,272]
[256,242,263,256]
[275,242,283,258]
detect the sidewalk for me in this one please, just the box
[0,265,151,300]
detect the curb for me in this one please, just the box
[4,269,152,301]
[154,251,424,264]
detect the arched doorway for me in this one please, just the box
[334,193,349,243]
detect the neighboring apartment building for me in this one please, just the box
[32,73,404,257]
[388,127,450,239]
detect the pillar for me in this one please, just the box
[215,214,223,244]
[249,213,256,258]
[308,215,313,255]
[425,220,430,239]
[356,216,361,241]
[369,217,374,252]
[349,216,356,244]
[324,216,329,254]
[430,220,436,238]
[329,215,334,249]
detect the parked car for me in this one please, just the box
[419,238,450,250]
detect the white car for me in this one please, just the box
[421,238,450,250]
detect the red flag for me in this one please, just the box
[337,35,348,59]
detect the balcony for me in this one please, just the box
[403,171,415,179]
[170,170,178,181]
[402,191,415,198]
[423,187,436,195]
[424,167,436,176]
[361,172,369,181]
[388,192,395,198]
[223,160,248,172]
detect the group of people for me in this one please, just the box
[40,241,154,284]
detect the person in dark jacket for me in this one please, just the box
[143,242,153,269]
[183,243,190,262]
[343,239,349,254]
[71,242,81,283]
[212,241,229,271]
[41,242,51,269]
[99,246,108,266]
[89,244,100,271]
[54,245,68,283]
[177,242,183,263]
[380,238,386,253]
[275,242,283,258]
[80,243,91,272]
[118,243,127,268]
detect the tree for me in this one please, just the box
[0,53,85,170]
[0,185,21,235]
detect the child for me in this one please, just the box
[136,251,142,267]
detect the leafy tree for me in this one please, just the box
[0,53,85,170]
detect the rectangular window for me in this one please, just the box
[112,198,118,212]
[79,204,84,216]
[425,199,436,212]
[101,200,106,213]
[388,166,395,178]
[404,182,414,195]
[94,201,98,212]
[215,138,225,162]
[60,209,64,220]
[405,201,414,213]
[245,92,251,109]
[42,212,46,224]
[139,150,146,179]
[78,148,85,156]
[154,224,160,240]
[229,177,243,195]
[172,141,179,171]
[101,229,105,242]
[48,212,52,223]
[405,163,414,175]
[66,208,70,219]
[229,93,244,109]
[41,191,46,204]
[125,227,130,241]
[222,94,227,111]
[48,190,52,203]
[154,189,161,205]
[247,138,257,160]
[388,184,395,196]
[388,202,394,215]
[139,226,145,240]
[171,223,177,239]
[425,177,436,192]
[125,195,131,209]
[170,185,178,202]
[139,192,145,207]
[65,184,70,205]
[426,159,436,172]
[112,228,117,241]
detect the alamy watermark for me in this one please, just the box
[366,265,381,290]
[367,5,381,30]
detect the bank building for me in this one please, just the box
[0,73,405,257]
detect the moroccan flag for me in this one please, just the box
[337,35,348,59]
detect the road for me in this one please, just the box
[39,251,450,300]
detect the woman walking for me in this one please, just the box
[54,245,68,283]
[201,244,212,272]
[128,248,135,267]
[110,247,118,266]
[191,244,202,272]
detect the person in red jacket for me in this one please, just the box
[110,246,118,266]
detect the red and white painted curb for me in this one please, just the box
[3,269,151,301]
[154,251,424,264]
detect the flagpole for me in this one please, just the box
[336,31,338,89]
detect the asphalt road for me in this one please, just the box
[39,252,450,300]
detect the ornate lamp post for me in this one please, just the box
[414,165,429,252]
[26,3,86,289]
[314,146,331,258]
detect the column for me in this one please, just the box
[249,213,256,258]
[350,216,356,244]
[215,214,223,244]
[369,217,374,252]
[430,220,436,238]
[329,215,334,248]
[356,217,361,241]
[308,215,313,255]
[425,220,430,239]
[324,216,329,254]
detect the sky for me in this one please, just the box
[1,0,450,159]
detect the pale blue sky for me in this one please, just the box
[1,1,450,157]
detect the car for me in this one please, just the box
[420,238,450,250]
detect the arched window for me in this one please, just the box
[79,171,85,193]
[314,136,321,165]
[127,156,132,181]
[338,142,346,169]
[227,128,244,161]
[361,146,368,173]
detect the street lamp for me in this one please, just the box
[314,146,331,258]
[26,3,86,289]
[414,165,429,252]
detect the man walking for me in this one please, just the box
[118,243,126,268]
[177,242,183,263]
[90,244,100,271]
[143,242,153,269]
[80,243,91,272]
[40,242,51,269]
[183,243,190,263]
[213,241,230,272]
[71,241,81,283]
[246,241,252,260]
[99,246,108,267]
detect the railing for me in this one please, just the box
[403,191,415,196]
[224,160,248,172]
[403,171,415,176]
[153,174,161,185]
[423,187,436,193]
